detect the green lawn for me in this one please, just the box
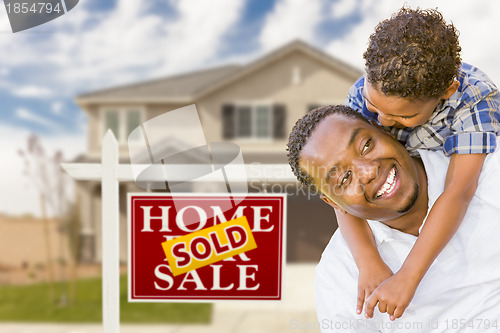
[0,276,211,323]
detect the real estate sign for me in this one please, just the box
[128,193,286,301]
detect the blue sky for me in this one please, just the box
[2,0,500,215]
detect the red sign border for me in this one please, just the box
[127,193,287,303]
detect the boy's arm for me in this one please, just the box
[335,210,393,314]
[365,153,486,320]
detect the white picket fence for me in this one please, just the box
[61,130,296,333]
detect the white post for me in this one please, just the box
[101,130,120,332]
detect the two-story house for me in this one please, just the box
[73,40,362,263]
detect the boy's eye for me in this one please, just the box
[398,115,416,120]
[361,139,372,155]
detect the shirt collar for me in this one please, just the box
[367,219,418,246]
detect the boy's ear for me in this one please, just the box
[441,80,460,99]
[320,194,346,214]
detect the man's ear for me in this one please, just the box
[320,194,346,214]
[441,80,460,99]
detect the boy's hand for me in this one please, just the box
[364,271,418,321]
[357,262,393,315]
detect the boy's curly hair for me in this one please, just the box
[287,105,368,191]
[364,6,462,100]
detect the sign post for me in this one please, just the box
[101,130,120,333]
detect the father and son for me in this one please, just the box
[287,7,500,331]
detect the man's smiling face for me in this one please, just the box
[299,114,421,221]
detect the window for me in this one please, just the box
[255,106,271,138]
[235,105,272,139]
[236,106,252,138]
[102,108,144,143]
[126,110,142,138]
[104,110,119,138]
[222,104,286,140]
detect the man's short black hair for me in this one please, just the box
[364,6,462,100]
[287,105,368,190]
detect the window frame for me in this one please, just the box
[100,107,146,144]
[233,103,274,141]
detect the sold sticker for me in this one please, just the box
[162,216,257,276]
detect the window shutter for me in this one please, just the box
[222,104,235,139]
[273,104,286,139]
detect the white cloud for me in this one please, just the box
[51,101,63,115]
[15,108,59,130]
[325,0,500,86]
[330,0,359,19]
[325,0,406,70]
[259,0,325,51]
[12,85,54,98]
[158,0,246,75]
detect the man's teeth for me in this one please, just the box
[376,167,396,198]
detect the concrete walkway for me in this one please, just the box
[0,264,320,333]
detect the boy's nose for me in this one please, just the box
[377,113,396,127]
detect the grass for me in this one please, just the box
[0,275,211,323]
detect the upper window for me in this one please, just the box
[235,105,272,139]
[222,104,286,140]
[102,108,143,143]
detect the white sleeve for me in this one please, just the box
[315,232,382,333]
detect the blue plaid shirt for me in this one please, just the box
[346,63,500,156]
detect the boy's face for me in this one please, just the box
[363,80,441,128]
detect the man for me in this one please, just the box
[287,105,500,332]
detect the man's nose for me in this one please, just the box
[354,159,379,185]
[377,113,396,127]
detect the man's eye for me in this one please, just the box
[340,170,352,186]
[361,139,372,155]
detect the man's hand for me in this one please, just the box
[364,271,418,321]
[357,262,393,314]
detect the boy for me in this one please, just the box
[339,7,500,320]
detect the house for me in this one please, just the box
[73,40,362,263]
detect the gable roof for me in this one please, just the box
[75,40,362,105]
[76,65,242,105]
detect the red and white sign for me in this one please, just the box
[128,193,286,302]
